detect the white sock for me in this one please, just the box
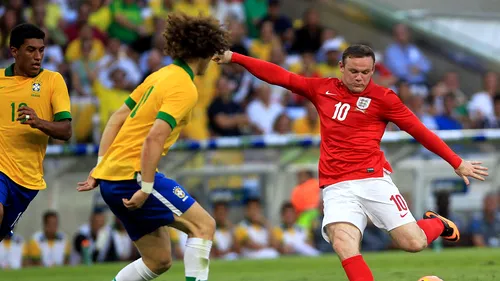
[184,238,213,281]
[114,258,159,281]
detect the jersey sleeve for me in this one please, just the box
[157,84,198,130]
[124,83,147,110]
[234,225,249,243]
[231,52,323,102]
[27,239,41,261]
[65,241,71,257]
[22,243,29,257]
[51,73,72,121]
[272,227,284,244]
[381,91,462,169]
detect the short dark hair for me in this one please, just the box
[213,201,229,209]
[163,13,230,61]
[244,197,261,207]
[43,210,58,225]
[9,23,45,49]
[280,202,295,214]
[341,44,375,65]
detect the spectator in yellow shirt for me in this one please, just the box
[27,211,71,267]
[93,67,132,132]
[174,0,212,17]
[292,101,320,135]
[88,0,112,33]
[317,38,342,78]
[65,24,105,63]
[150,0,175,18]
[248,20,279,61]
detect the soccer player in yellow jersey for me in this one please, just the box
[0,23,72,241]
[77,13,229,281]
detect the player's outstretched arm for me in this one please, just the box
[17,106,72,140]
[384,92,488,185]
[213,51,317,98]
[122,119,173,210]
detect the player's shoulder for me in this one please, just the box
[39,68,64,79]
[156,64,196,89]
[366,82,398,104]
[319,77,341,87]
[37,69,66,87]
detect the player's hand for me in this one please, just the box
[123,190,150,210]
[17,106,40,128]
[454,160,489,185]
[212,50,233,64]
[77,168,98,192]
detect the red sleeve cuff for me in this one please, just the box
[231,52,243,63]
[450,155,462,170]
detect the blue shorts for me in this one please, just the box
[99,172,195,241]
[0,172,39,239]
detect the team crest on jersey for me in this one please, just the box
[32,82,41,92]
[356,97,371,111]
[31,82,41,97]
[173,187,186,198]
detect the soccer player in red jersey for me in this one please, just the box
[213,45,489,281]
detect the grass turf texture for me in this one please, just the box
[3,248,499,281]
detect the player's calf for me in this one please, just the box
[114,227,172,281]
[171,202,215,281]
[389,222,428,253]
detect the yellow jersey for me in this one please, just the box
[0,64,72,190]
[292,117,320,135]
[93,60,198,181]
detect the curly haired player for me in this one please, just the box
[77,13,230,281]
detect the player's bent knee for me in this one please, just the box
[194,215,216,239]
[327,223,361,260]
[143,255,173,274]
[390,223,427,253]
[403,237,427,253]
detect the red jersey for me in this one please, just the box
[232,53,462,187]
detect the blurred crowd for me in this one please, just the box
[1,170,499,269]
[1,0,499,146]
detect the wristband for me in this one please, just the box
[97,156,104,165]
[141,181,154,194]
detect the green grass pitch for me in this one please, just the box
[3,248,499,281]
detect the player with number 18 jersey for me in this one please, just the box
[0,24,72,241]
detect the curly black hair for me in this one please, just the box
[163,13,230,61]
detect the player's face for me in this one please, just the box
[340,56,374,93]
[213,204,228,222]
[11,38,45,77]
[44,216,58,237]
[281,208,296,225]
[245,202,262,222]
[196,57,212,76]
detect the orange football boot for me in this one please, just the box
[423,210,460,242]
